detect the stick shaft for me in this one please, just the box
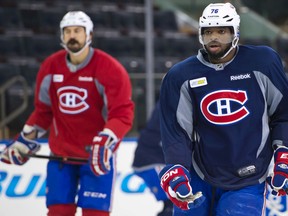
[23,153,88,163]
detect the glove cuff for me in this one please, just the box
[274,146,288,163]
[275,145,288,150]
[101,128,118,143]
[160,164,191,190]
[23,124,47,138]
[18,132,40,148]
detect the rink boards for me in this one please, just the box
[0,140,287,216]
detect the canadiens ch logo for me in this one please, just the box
[57,86,89,114]
[200,90,249,125]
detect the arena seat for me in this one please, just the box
[94,36,135,57]
[0,8,22,32]
[118,56,145,73]
[241,38,272,46]
[154,10,178,32]
[276,37,288,57]
[0,35,25,62]
[23,34,62,61]
[87,10,113,30]
[38,8,64,34]
[0,63,21,85]
[19,7,42,33]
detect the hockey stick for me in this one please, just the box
[22,153,89,163]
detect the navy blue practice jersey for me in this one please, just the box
[133,101,165,168]
[160,45,288,190]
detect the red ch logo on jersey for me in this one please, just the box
[57,86,89,114]
[200,90,249,125]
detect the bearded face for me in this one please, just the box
[62,26,87,53]
[204,42,233,61]
[201,27,235,62]
[66,38,85,53]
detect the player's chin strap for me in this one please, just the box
[60,39,91,56]
[219,36,239,60]
[202,36,239,60]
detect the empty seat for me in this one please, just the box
[132,37,145,57]
[19,7,42,33]
[0,63,21,85]
[110,11,142,33]
[0,64,23,132]
[0,35,25,61]
[0,8,22,32]
[47,1,86,9]
[154,10,178,32]
[275,37,288,73]
[87,10,113,30]
[19,61,40,87]
[23,34,62,61]
[133,12,145,30]
[0,62,36,132]
[6,85,35,132]
[168,35,201,58]
[154,57,180,73]
[94,36,135,57]
[154,37,171,56]
[118,0,144,5]
[118,57,145,73]
[0,0,19,7]
[276,37,288,56]
[38,8,64,34]
[241,38,272,47]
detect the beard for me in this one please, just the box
[66,39,84,53]
[205,43,232,61]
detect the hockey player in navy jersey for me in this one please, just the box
[132,100,173,216]
[158,2,288,216]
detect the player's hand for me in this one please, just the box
[89,130,118,176]
[0,132,41,165]
[159,164,205,210]
[267,146,288,196]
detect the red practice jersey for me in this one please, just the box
[26,48,134,158]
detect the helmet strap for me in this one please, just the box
[61,38,91,56]
[219,36,238,59]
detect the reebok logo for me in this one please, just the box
[79,76,93,82]
[230,73,251,81]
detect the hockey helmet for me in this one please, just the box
[198,3,240,46]
[60,11,93,44]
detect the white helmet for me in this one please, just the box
[199,3,240,48]
[60,11,93,55]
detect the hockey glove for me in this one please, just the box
[159,164,205,210]
[89,130,118,176]
[0,132,40,165]
[267,146,288,196]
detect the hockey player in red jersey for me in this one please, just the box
[0,11,134,216]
